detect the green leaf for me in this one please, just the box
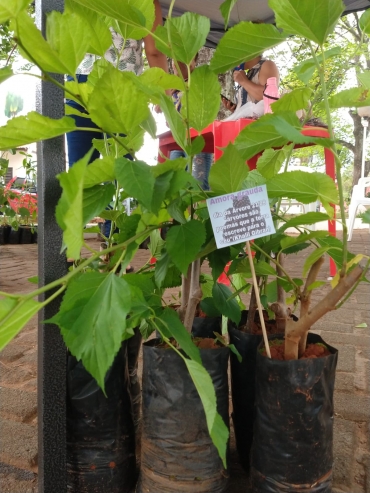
[154,251,170,288]
[360,209,370,224]
[115,157,155,211]
[0,112,76,151]
[293,47,341,84]
[303,247,329,276]
[166,220,206,275]
[279,212,330,231]
[306,281,326,292]
[159,308,202,364]
[265,280,278,303]
[210,22,287,73]
[15,11,90,75]
[200,297,222,317]
[0,0,29,23]
[212,283,241,324]
[220,0,238,29]
[184,358,229,468]
[27,276,38,284]
[271,88,312,113]
[209,144,249,194]
[281,231,328,251]
[183,65,220,131]
[317,236,355,269]
[257,147,290,179]
[359,9,370,35]
[190,136,206,156]
[73,0,151,39]
[328,87,370,109]
[254,261,276,276]
[266,171,338,213]
[208,247,231,280]
[51,272,132,391]
[65,0,112,56]
[83,156,116,188]
[0,66,13,84]
[0,297,41,350]
[155,13,210,64]
[140,112,157,139]
[114,0,155,40]
[82,184,115,225]
[116,214,141,243]
[151,171,173,215]
[355,322,368,328]
[88,67,150,134]
[56,150,92,259]
[159,94,187,150]
[269,0,344,45]
[139,68,185,94]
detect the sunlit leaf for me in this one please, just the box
[166,220,206,275]
[0,0,30,23]
[0,297,41,350]
[159,93,187,151]
[115,157,155,211]
[0,112,76,151]
[269,0,344,45]
[0,66,13,85]
[82,184,116,225]
[210,22,287,73]
[293,47,341,84]
[83,156,116,188]
[328,87,370,109]
[257,147,290,180]
[279,212,330,231]
[220,0,238,29]
[271,88,312,113]
[359,9,370,35]
[209,144,249,194]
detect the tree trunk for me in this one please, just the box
[349,110,369,188]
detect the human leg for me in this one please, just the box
[192,152,213,191]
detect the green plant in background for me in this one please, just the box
[0,0,369,464]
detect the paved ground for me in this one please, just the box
[0,229,369,493]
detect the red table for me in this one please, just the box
[158,119,336,277]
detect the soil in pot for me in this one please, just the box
[137,336,230,493]
[260,338,331,360]
[228,310,288,472]
[8,227,20,244]
[66,342,136,493]
[250,333,338,493]
[0,225,11,245]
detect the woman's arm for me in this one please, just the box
[143,0,168,72]
[233,60,279,102]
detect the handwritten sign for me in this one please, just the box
[206,185,275,248]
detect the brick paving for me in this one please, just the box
[0,230,369,492]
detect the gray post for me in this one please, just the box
[36,1,67,492]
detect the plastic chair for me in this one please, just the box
[347,176,370,241]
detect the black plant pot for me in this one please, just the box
[66,342,137,493]
[19,225,33,244]
[8,227,20,244]
[137,338,230,493]
[0,225,11,245]
[250,333,338,493]
[32,228,38,244]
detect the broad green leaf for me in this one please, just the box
[113,0,155,40]
[331,253,365,288]
[208,247,231,280]
[0,66,13,84]
[116,214,141,243]
[151,158,187,178]
[279,212,330,231]
[307,281,326,292]
[360,209,370,224]
[15,11,89,75]
[200,297,222,317]
[271,88,312,113]
[358,71,370,90]
[183,65,220,132]
[317,236,355,269]
[159,308,202,364]
[355,322,368,328]
[266,171,338,213]
[51,272,131,391]
[328,87,370,109]
[152,171,173,214]
[159,94,187,151]
[0,297,41,350]
[155,13,210,64]
[140,112,157,139]
[255,261,276,276]
[139,68,185,93]
[210,22,287,73]
[281,231,328,250]
[64,80,92,107]
[269,0,344,45]
[0,112,76,151]
[82,184,116,225]
[184,358,229,468]
[87,57,111,88]
[73,0,150,39]
[166,220,206,275]
[115,157,155,211]
[265,280,278,303]
[359,9,370,35]
[241,169,266,189]
[190,136,206,156]
[257,147,290,179]
[119,126,146,154]
[56,151,92,259]
[212,283,241,324]
[0,0,29,23]
[220,0,238,29]
[83,156,116,188]
[88,67,150,134]
[303,247,329,276]
[293,47,341,84]
[154,251,171,288]
[65,0,112,56]
[209,144,249,194]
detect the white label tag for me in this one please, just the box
[206,185,275,249]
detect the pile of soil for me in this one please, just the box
[261,339,331,360]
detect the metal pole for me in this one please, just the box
[36,1,67,492]
[361,117,368,180]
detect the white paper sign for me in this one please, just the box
[206,185,275,248]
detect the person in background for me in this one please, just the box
[221,54,279,119]
[169,56,213,191]
[66,0,168,244]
